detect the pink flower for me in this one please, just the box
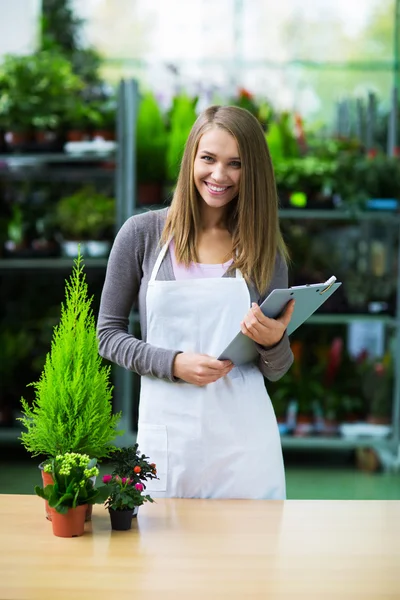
[102,474,112,484]
[135,483,144,492]
[121,477,128,484]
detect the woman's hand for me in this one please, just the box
[173,353,233,386]
[240,300,295,348]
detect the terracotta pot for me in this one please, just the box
[367,415,391,425]
[138,182,164,206]
[67,130,90,142]
[50,504,88,538]
[39,463,53,520]
[92,129,115,141]
[108,507,138,531]
[39,463,94,522]
[294,414,314,437]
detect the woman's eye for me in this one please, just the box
[201,155,213,162]
[231,161,241,168]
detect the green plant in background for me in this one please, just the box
[266,112,300,163]
[0,51,83,132]
[41,0,103,88]
[55,185,115,240]
[357,352,394,421]
[274,156,338,200]
[35,453,109,513]
[166,94,197,182]
[18,251,122,459]
[7,205,24,246]
[136,92,168,184]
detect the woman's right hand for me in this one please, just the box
[173,353,234,386]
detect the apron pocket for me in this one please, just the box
[136,423,168,493]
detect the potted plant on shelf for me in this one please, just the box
[136,92,168,205]
[54,185,115,257]
[0,51,83,151]
[18,250,122,519]
[35,452,109,537]
[92,97,116,141]
[102,444,158,530]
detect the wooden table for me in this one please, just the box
[0,495,399,599]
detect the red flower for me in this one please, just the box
[374,363,385,375]
[121,477,128,484]
[135,483,144,491]
[238,87,253,100]
[102,474,112,484]
[133,466,141,474]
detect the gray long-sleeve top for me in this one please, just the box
[97,208,293,383]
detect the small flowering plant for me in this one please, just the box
[34,452,109,514]
[102,474,155,511]
[102,444,158,511]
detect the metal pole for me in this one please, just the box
[113,79,139,444]
[115,80,125,232]
[387,87,398,157]
[394,0,400,92]
[123,79,138,219]
[391,224,400,453]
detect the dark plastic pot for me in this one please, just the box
[108,507,138,530]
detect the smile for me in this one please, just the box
[205,182,230,194]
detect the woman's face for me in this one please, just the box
[193,127,241,210]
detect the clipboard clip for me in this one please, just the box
[320,276,337,295]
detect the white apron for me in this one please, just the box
[136,240,286,499]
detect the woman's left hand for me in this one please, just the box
[240,300,295,348]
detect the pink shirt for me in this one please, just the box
[170,240,233,280]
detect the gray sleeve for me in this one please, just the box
[255,253,294,382]
[96,216,179,381]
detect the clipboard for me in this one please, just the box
[218,277,342,366]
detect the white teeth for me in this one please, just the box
[207,183,228,192]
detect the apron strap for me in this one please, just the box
[150,236,244,282]
[149,239,171,283]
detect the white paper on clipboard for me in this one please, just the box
[218,277,342,366]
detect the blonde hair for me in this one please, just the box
[161,105,289,293]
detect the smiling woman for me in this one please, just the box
[194,128,241,210]
[97,104,294,502]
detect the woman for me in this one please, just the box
[97,105,294,500]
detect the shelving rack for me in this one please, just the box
[1,79,399,470]
[0,78,139,446]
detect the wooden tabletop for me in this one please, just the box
[0,495,399,599]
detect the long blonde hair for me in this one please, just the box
[161,105,289,293]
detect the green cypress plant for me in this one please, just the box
[18,250,122,458]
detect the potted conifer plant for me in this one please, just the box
[18,249,123,519]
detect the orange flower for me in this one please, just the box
[133,466,141,473]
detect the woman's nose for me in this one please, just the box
[211,163,227,182]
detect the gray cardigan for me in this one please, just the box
[97,208,293,382]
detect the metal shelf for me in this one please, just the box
[0,151,115,164]
[0,427,389,450]
[281,436,389,450]
[308,314,397,326]
[0,168,114,182]
[279,208,400,222]
[0,257,108,270]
